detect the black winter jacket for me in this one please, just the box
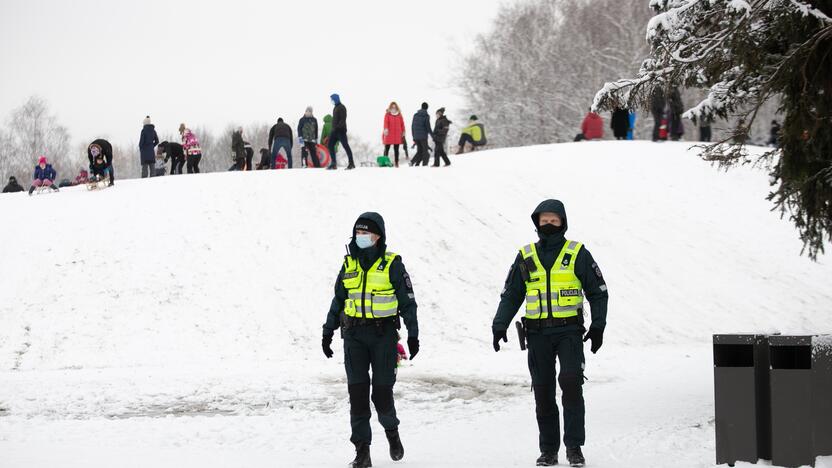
[492,199,608,334]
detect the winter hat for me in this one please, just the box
[469,115,478,121]
[305,106,313,114]
[143,116,151,125]
[354,218,382,236]
[9,176,16,183]
[278,118,284,123]
[437,107,445,115]
[330,93,341,105]
[179,123,186,133]
[421,102,429,110]
[38,156,47,165]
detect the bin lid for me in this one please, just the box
[768,335,812,347]
[713,334,766,345]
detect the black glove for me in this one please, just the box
[322,335,334,358]
[493,329,508,352]
[583,327,604,354]
[407,337,420,360]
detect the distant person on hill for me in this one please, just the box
[383,102,406,167]
[327,93,356,170]
[410,102,433,167]
[768,120,781,147]
[154,147,167,177]
[229,127,246,171]
[2,176,24,193]
[269,117,294,169]
[611,107,629,140]
[432,107,451,167]
[179,124,203,174]
[456,115,487,154]
[576,109,603,141]
[139,116,159,178]
[298,107,320,168]
[29,156,59,195]
[73,170,89,186]
[699,116,712,142]
[158,141,185,175]
[244,141,254,171]
[668,87,685,141]
[650,88,666,141]
[256,148,272,170]
[627,110,636,140]
[87,139,115,186]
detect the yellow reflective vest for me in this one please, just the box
[342,251,399,319]
[520,240,584,319]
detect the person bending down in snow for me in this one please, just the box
[29,156,59,195]
[87,139,115,186]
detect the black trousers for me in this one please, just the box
[304,142,320,167]
[141,162,154,178]
[170,156,185,175]
[527,329,586,453]
[328,129,354,167]
[384,144,401,165]
[187,154,201,173]
[433,138,450,166]
[343,325,399,445]
[411,139,429,166]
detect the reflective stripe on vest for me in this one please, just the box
[520,240,584,319]
[342,251,399,319]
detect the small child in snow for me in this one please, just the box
[29,156,59,195]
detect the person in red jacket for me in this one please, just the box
[579,109,604,141]
[383,102,406,167]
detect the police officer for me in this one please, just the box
[492,199,608,467]
[322,212,420,468]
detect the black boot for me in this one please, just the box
[566,447,585,467]
[346,163,356,170]
[385,429,404,461]
[28,186,35,196]
[350,442,372,468]
[536,451,558,466]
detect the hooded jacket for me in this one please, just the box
[139,124,159,163]
[2,178,24,193]
[581,112,604,140]
[331,94,347,131]
[298,115,319,143]
[492,199,608,334]
[434,115,451,142]
[323,212,419,339]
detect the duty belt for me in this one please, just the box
[342,315,399,330]
[522,315,584,330]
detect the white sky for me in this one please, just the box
[0,0,505,149]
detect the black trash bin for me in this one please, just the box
[713,334,771,466]
[769,335,813,467]
[811,335,832,461]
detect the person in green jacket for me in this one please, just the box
[321,114,339,154]
[456,115,488,154]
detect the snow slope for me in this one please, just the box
[1,141,830,467]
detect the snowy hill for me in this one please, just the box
[1,141,830,467]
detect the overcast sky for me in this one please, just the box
[0,0,505,150]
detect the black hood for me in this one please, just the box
[349,212,387,258]
[532,199,568,244]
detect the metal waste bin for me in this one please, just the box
[769,335,813,467]
[813,335,832,460]
[713,334,771,466]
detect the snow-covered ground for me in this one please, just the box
[1,141,830,467]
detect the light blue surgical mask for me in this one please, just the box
[355,234,375,249]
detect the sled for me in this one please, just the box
[376,155,393,167]
[274,154,288,170]
[86,176,111,191]
[304,144,332,168]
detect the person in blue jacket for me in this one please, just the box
[29,156,59,195]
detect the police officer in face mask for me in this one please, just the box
[492,199,608,468]
[322,212,419,468]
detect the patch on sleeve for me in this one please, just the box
[404,273,413,291]
[592,262,604,279]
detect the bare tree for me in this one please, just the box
[457,0,652,146]
[1,96,71,184]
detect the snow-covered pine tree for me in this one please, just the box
[594,0,832,259]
